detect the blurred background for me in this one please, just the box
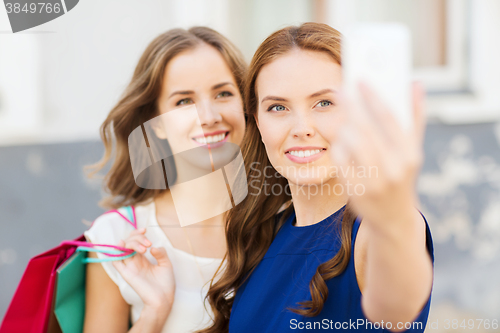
[1,0,499,331]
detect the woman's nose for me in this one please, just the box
[290,112,316,139]
[196,101,222,127]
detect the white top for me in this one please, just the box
[84,200,223,332]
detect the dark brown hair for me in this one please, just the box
[201,23,357,333]
[85,27,247,209]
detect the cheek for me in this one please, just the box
[162,113,197,141]
[316,112,344,144]
[258,115,286,154]
[222,102,246,140]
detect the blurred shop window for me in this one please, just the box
[354,0,448,68]
[227,0,313,61]
[323,0,500,124]
[320,0,469,93]
[0,13,43,144]
[356,0,468,94]
[228,0,470,95]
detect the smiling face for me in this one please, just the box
[156,43,245,161]
[255,48,343,186]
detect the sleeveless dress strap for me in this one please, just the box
[93,205,137,229]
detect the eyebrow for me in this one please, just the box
[260,89,337,104]
[212,82,234,90]
[310,88,337,98]
[168,82,235,99]
[261,96,288,104]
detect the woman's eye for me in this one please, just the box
[176,98,193,106]
[216,91,233,98]
[315,100,333,108]
[268,104,287,112]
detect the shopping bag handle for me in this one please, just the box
[60,240,134,256]
[75,246,137,263]
[99,206,137,229]
[61,205,139,263]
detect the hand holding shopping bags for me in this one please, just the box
[112,228,175,314]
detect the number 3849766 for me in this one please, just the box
[5,2,62,14]
[443,319,498,330]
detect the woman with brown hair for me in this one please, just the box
[203,22,433,332]
[82,27,247,332]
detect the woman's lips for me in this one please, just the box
[192,131,230,148]
[285,147,327,164]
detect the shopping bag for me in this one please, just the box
[52,250,86,333]
[53,246,135,333]
[0,235,85,333]
[0,207,137,333]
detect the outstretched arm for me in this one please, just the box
[333,82,433,330]
[360,207,432,329]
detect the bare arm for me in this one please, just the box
[334,82,433,330]
[360,207,433,330]
[83,251,130,333]
[84,252,170,333]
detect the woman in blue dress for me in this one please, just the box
[201,22,434,333]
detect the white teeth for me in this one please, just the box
[194,132,226,144]
[287,149,323,158]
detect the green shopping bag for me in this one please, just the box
[53,246,135,333]
[53,250,86,333]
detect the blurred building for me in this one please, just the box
[1,0,499,331]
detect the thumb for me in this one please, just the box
[150,247,171,267]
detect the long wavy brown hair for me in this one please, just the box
[201,23,357,333]
[85,27,247,209]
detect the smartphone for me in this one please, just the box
[342,23,413,130]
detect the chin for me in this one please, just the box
[287,176,331,187]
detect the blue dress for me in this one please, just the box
[229,205,434,332]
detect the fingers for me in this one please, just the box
[129,227,147,237]
[121,228,152,254]
[411,81,427,146]
[115,239,135,266]
[150,247,172,267]
[112,257,125,272]
[335,91,392,178]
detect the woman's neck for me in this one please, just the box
[154,190,225,228]
[288,177,348,227]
